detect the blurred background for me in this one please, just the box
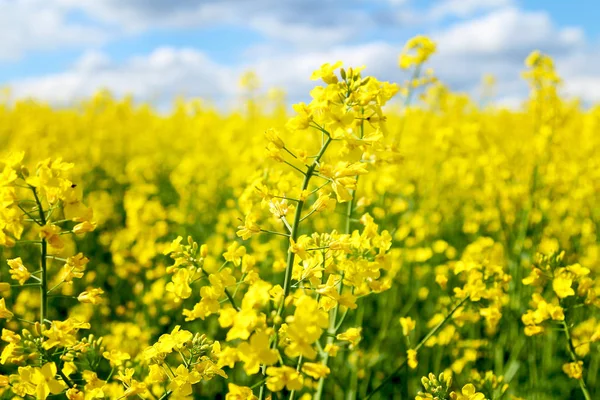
[1,0,599,108]
[1,2,599,400]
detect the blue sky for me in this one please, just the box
[1,0,599,107]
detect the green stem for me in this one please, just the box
[289,355,304,400]
[158,391,172,400]
[224,288,240,311]
[260,229,290,238]
[562,320,592,400]
[314,279,342,400]
[259,137,333,400]
[314,180,357,400]
[199,266,239,310]
[29,186,74,393]
[31,187,48,327]
[364,296,469,399]
[277,137,332,315]
[57,363,74,388]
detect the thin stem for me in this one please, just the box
[224,289,240,311]
[197,264,238,310]
[158,391,173,400]
[46,255,68,262]
[260,229,290,238]
[17,204,42,226]
[334,308,350,332]
[300,208,318,223]
[289,355,304,400]
[280,217,293,233]
[307,181,331,197]
[562,320,592,400]
[364,297,469,399]
[277,137,332,315]
[314,171,359,400]
[282,160,307,176]
[259,137,333,400]
[314,275,344,400]
[252,379,268,389]
[283,147,298,159]
[30,186,48,327]
[57,365,74,388]
[16,317,37,324]
[10,282,41,287]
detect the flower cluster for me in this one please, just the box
[0,35,598,400]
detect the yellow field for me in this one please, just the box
[0,37,598,399]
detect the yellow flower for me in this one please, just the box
[566,263,590,277]
[289,235,312,261]
[66,388,84,399]
[26,157,74,204]
[42,318,91,350]
[285,296,329,359]
[562,361,583,380]
[7,257,30,285]
[102,349,131,367]
[400,317,416,336]
[286,102,312,131]
[301,362,330,379]
[82,370,106,398]
[148,364,166,384]
[77,288,104,305]
[311,190,336,213]
[310,61,342,84]
[226,383,257,400]
[0,298,13,320]
[324,343,339,357]
[450,383,485,400]
[407,349,418,369]
[163,236,183,255]
[237,331,279,375]
[552,276,575,299]
[73,220,97,234]
[336,327,362,348]
[39,223,64,249]
[32,363,66,400]
[223,242,246,266]
[166,268,192,301]
[237,214,261,240]
[58,253,89,283]
[150,326,193,356]
[123,379,147,397]
[266,366,304,392]
[399,35,437,69]
[167,364,202,397]
[524,325,544,336]
[264,128,285,149]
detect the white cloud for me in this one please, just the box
[387,0,513,26]
[0,0,371,62]
[11,48,234,106]
[5,3,600,108]
[0,0,108,60]
[9,42,401,108]
[57,0,369,42]
[427,7,587,102]
[553,47,600,104]
[428,0,514,21]
[435,7,584,56]
[247,16,358,49]
[56,0,232,31]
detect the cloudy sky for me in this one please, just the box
[1,0,598,108]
